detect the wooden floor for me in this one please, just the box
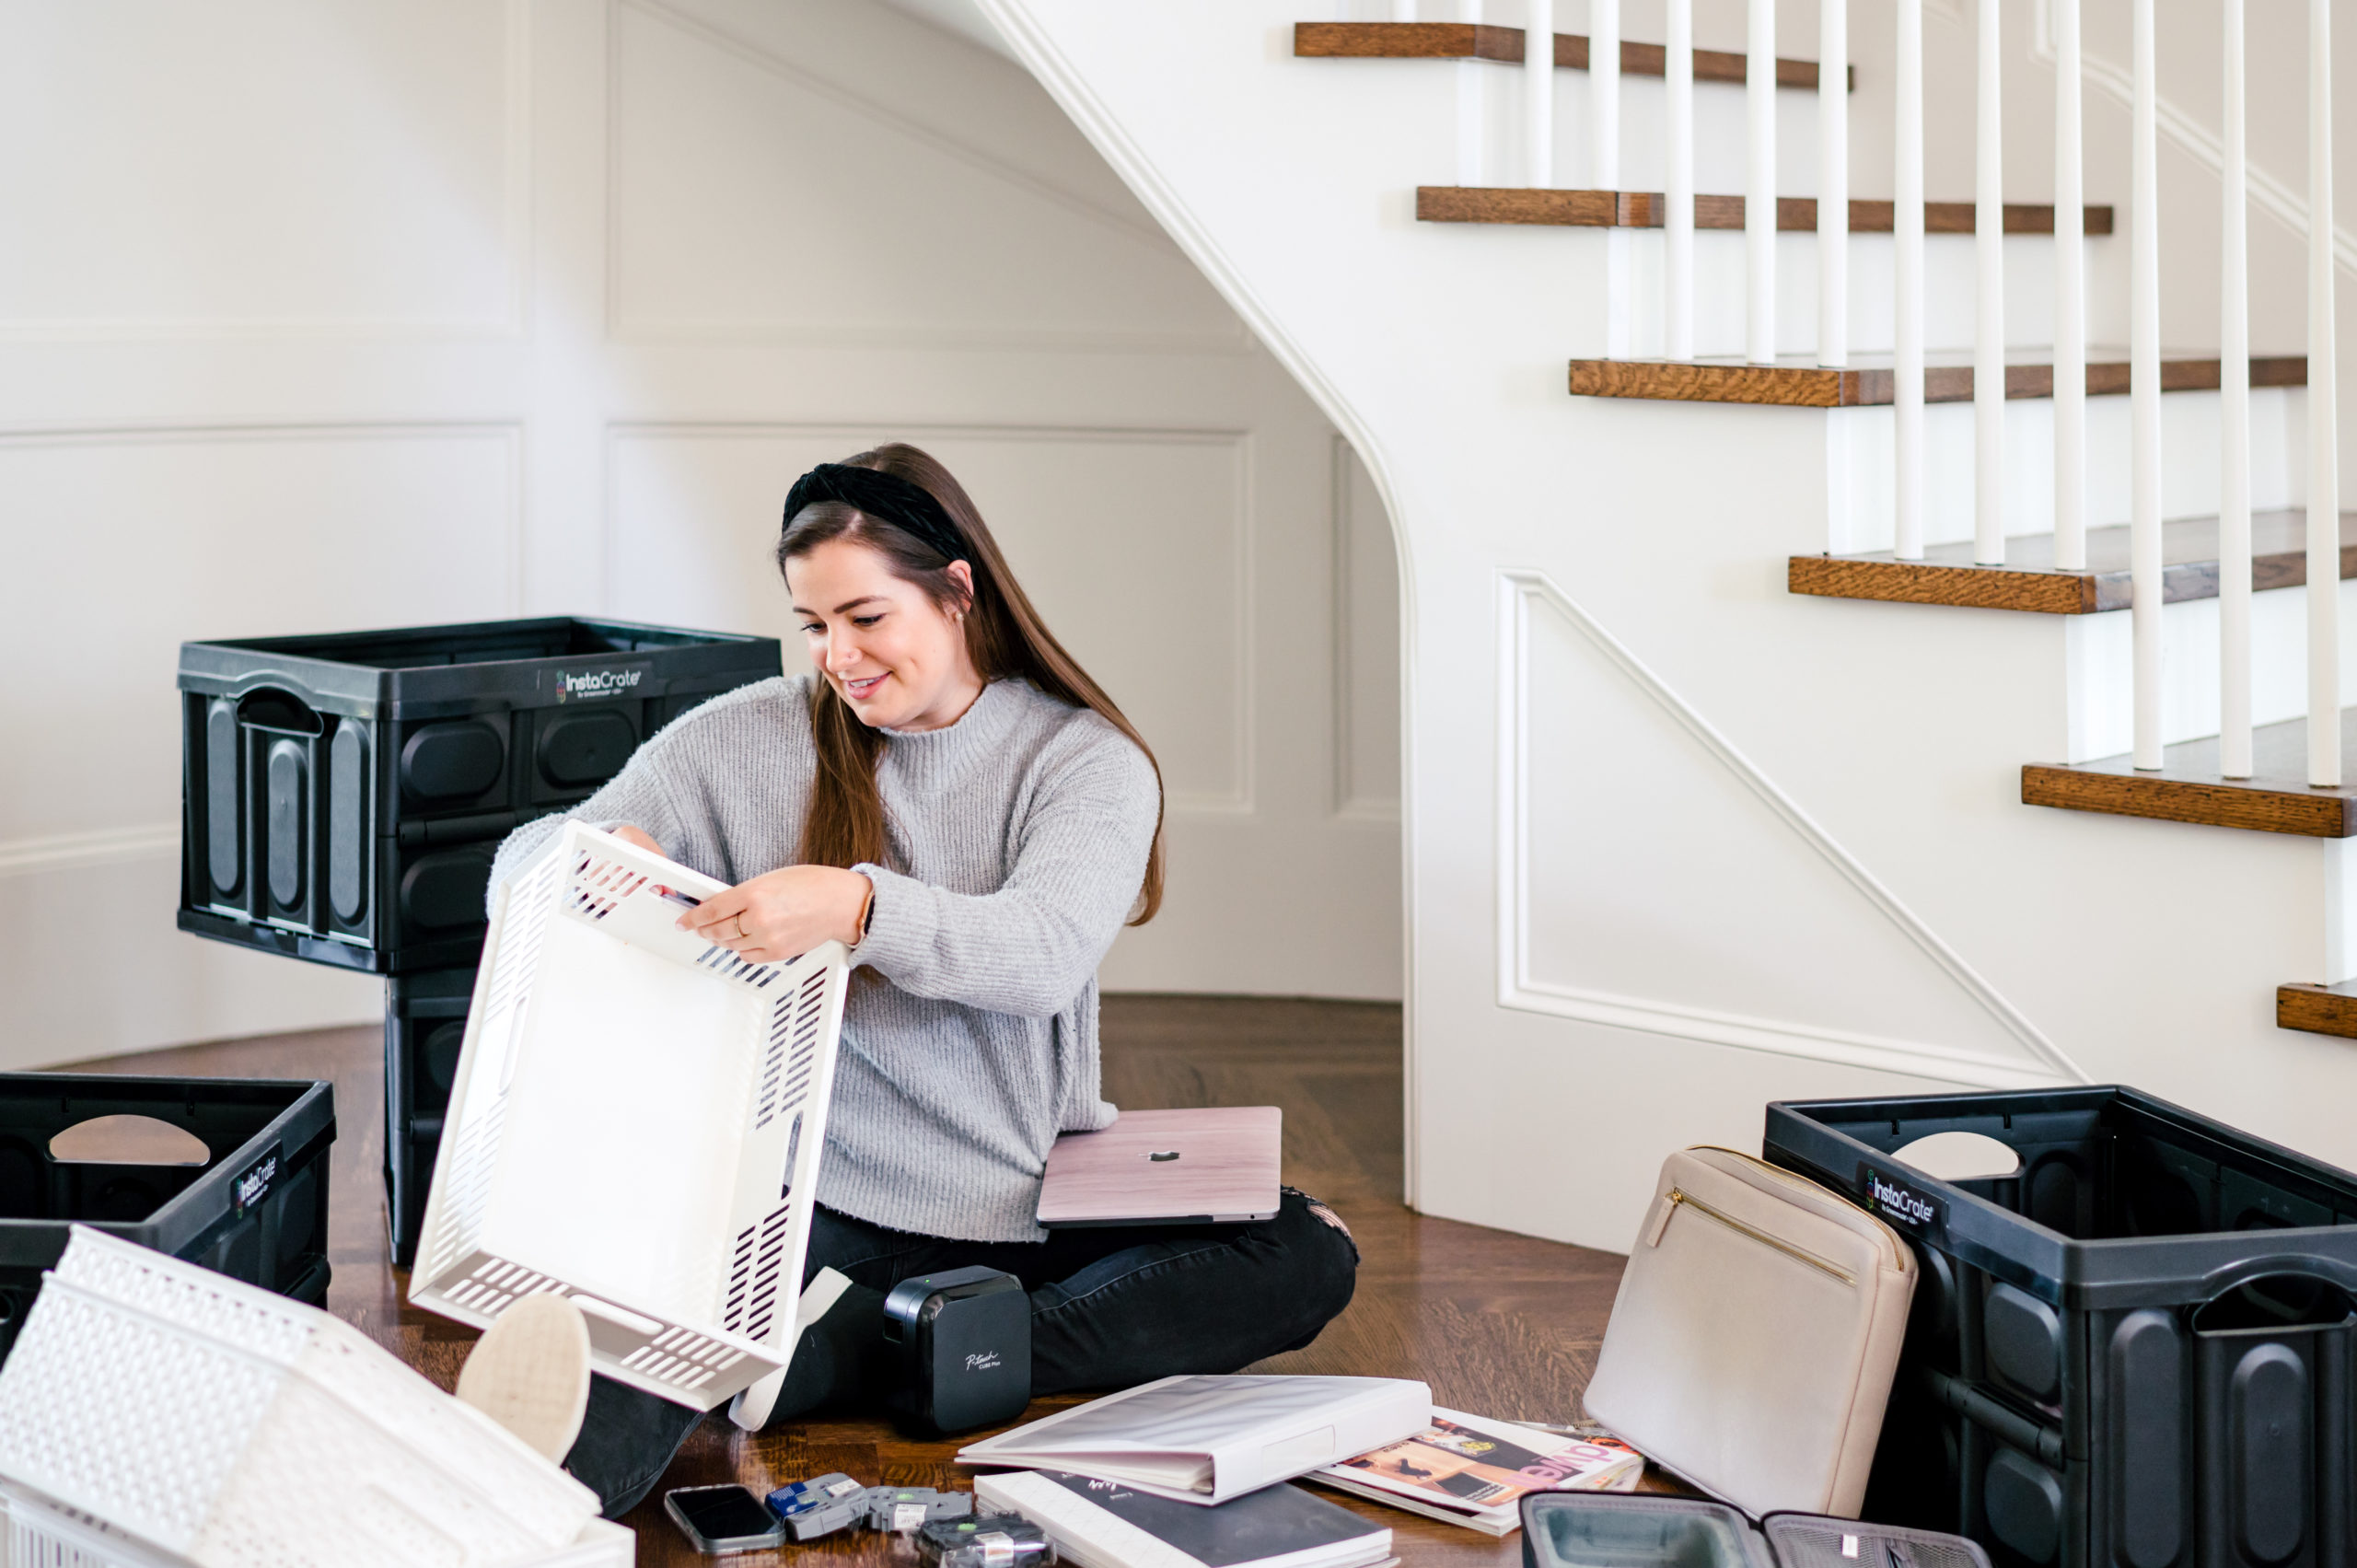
[65,994,1630,1566]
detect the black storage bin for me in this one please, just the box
[177,616,781,975]
[385,966,474,1268]
[1764,1086,2357,1568]
[0,1074,333,1364]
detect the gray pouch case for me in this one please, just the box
[1520,1493,1989,1568]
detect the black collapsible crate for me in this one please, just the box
[385,966,473,1267]
[177,617,780,975]
[0,1074,334,1364]
[1764,1086,2357,1568]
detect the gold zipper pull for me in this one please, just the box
[1644,1189,1683,1248]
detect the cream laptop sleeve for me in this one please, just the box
[1581,1145,1917,1520]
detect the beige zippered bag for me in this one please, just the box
[1581,1146,1916,1520]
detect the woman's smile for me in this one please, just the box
[841,671,888,702]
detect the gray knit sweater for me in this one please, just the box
[485,676,1158,1242]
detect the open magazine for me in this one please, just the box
[1311,1411,1643,1537]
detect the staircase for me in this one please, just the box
[976,0,2357,1256]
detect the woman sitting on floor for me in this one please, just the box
[486,442,1359,1516]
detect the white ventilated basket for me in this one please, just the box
[0,1228,613,1568]
[412,823,849,1419]
[0,1485,632,1568]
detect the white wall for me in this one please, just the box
[0,0,1403,1072]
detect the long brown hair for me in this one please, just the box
[777,443,1166,923]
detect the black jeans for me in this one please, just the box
[563,1187,1359,1517]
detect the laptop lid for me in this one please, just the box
[1036,1106,1283,1226]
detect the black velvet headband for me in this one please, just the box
[782,462,968,563]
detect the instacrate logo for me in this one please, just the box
[1864,1166,1941,1230]
[554,667,644,703]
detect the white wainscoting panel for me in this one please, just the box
[1498,570,2080,1090]
[0,0,524,336]
[608,0,1238,348]
[606,424,1251,812]
[0,854,380,1072]
[0,424,520,842]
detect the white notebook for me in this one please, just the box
[958,1375,1431,1505]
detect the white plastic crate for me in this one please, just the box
[1,1485,632,1568]
[412,823,850,1419]
[0,1228,607,1568]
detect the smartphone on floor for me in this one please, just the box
[664,1485,786,1554]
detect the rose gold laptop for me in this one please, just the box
[1035,1107,1283,1226]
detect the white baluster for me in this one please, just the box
[1666,0,1694,360]
[2130,0,2161,771]
[1394,0,1416,18]
[1455,0,1485,187]
[2053,0,2086,572]
[1817,0,1846,367]
[1747,0,1776,364]
[1594,0,1628,356]
[2221,0,2251,779]
[2310,0,2340,788]
[1525,0,1552,189]
[1974,0,2003,565]
[1590,0,1618,185]
[1896,0,1924,559]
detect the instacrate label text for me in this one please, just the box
[232,1144,282,1217]
[552,665,647,703]
[1860,1163,1944,1233]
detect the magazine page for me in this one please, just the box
[1320,1411,1640,1516]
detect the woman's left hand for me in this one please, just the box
[677,865,873,962]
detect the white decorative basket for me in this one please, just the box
[0,1228,610,1568]
[412,823,849,1416]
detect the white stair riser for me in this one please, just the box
[1829,387,2306,553]
[1468,58,1823,192]
[1618,228,2116,360]
[2063,576,2357,761]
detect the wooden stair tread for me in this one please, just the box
[1419,189,2114,235]
[2022,718,2357,838]
[1294,21,1850,89]
[1569,354,2307,407]
[2278,980,2357,1040]
[1791,512,2357,614]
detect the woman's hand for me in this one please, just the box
[677,864,873,963]
[607,824,664,856]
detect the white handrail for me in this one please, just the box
[1973,0,2003,566]
[2052,0,2086,573]
[1817,0,1845,367]
[1525,0,1552,189]
[1747,0,1776,365]
[1666,0,1694,361]
[2310,0,2341,788]
[2221,0,2252,780]
[1895,0,1925,560]
[2130,0,2162,772]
